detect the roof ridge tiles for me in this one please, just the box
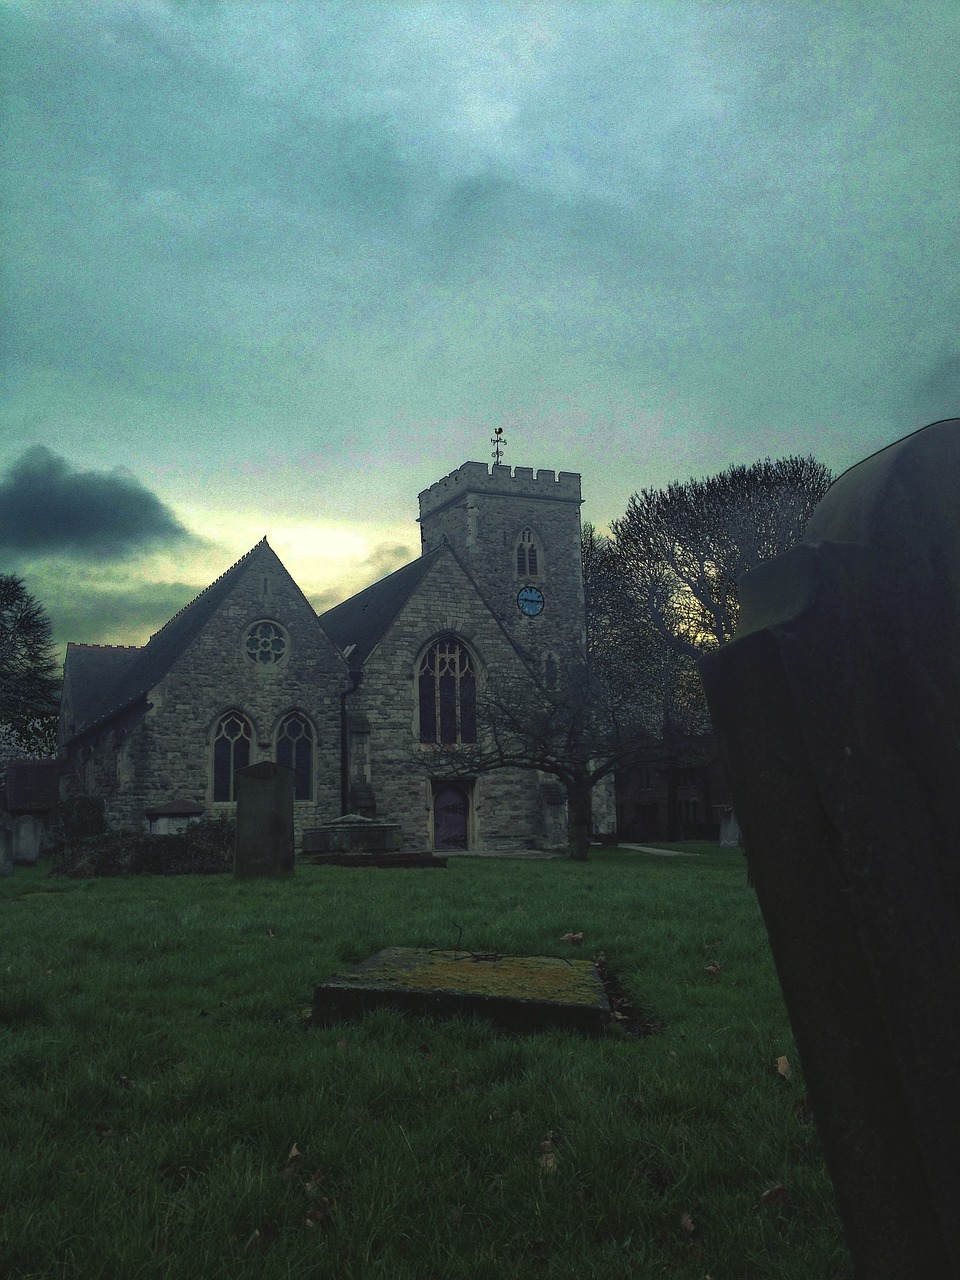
[67,641,141,652]
[146,538,268,641]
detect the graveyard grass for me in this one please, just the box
[1,847,851,1280]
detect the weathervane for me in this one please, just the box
[491,426,506,465]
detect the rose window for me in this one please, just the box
[244,621,287,665]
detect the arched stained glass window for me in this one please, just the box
[418,636,477,745]
[213,712,252,801]
[516,527,540,578]
[276,713,313,801]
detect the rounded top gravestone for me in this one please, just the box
[700,419,960,1280]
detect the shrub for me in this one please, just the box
[50,814,235,878]
[55,795,107,846]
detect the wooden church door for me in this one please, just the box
[433,783,470,850]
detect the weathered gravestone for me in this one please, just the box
[699,419,960,1280]
[234,761,295,879]
[0,814,12,878]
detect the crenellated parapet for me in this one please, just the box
[418,461,581,522]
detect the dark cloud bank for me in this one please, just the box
[0,447,195,559]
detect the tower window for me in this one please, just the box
[516,527,540,578]
[418,636,477,745]
[213,712,252,801]
[276,712,314,800]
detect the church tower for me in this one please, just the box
[417,462,586,680]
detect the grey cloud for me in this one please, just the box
[0,447,196,560]
[48,582,202,650]
[362,542,416,579]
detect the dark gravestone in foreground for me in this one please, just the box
[699,419,960,1279]
[234,762,295,879]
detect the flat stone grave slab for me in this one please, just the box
[313,947,611,1035]
[305,852,447,868]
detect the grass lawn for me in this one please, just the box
[0,845,851,1279]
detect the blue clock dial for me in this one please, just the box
[517,586,545,616]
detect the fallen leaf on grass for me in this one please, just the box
[560,931,584,944]
[539,1151,558,1172]
[305,1198,333,1230]
[244,1221,279,1251]
[793,1095,813,1122]
[114,1073,133,1089]
[680,1211,695,1235]
[776,1055,792,1081]
[278,1143,301,1180]
[704,962,722,977]
[304,1166,330,1192]
[760,1183,790,1210]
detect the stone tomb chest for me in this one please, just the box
[302,814,444,867]
[303,813,401,855]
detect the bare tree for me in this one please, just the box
[609,456,833,839]
[420,658,652,862]
[611,456,834,659]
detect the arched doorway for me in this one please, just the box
[432,782,471,851]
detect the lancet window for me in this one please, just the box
[516,527,540,578]
[213,711,252,801]
[418,636,478,746]
[276,712,314,801]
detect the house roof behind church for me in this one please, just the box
[65,540,268,739]
[319,548,444,666]
[63,643,141,733]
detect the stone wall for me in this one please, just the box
[62,544,345,842]
[418,463,586,675]
[352,549,563,852]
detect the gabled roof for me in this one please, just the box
[319,547,445,666]
[65,540,271,740]
[63,643,141,732]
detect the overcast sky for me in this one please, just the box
[2,1,958,654]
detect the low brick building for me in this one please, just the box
[59,460,594,853]
[616,735,735,843]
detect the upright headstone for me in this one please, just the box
[0,814,13,878]
[699,420,960,1279]
[12,814,45,866]
[234,762,295,879]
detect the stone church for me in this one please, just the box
[59,461,607,853]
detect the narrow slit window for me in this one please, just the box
[516,527,540,579]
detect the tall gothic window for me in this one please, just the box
[418,636,477,745]
[516,527,539,578]
[276,712,313,800]
[213,712,252,801]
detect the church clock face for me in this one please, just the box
[517,585,545,616]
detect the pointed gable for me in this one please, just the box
[64,539,321,739]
